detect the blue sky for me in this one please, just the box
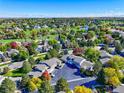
[0,0,124,17]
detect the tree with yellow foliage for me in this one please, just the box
[103,67,121,87]
[97,67,122,87]
[108,76,121,87]
[31,77,42,88]
[103,67,117,77]
[107,56,124,70]
[28,80,37,92]
[74,86,92,93]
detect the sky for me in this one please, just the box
[0,0,124,17]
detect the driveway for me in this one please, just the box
[51,64,82,84]
[51,64,96,89]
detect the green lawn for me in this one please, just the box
[0,34,57,43]
[4,68,25,77]
[0,39,28,43]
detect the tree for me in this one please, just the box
[114,41,123,54]
[0,44,7,52]
[26,43,36,55]
[31,77,42,88]
[108,76,121,87]
[98,67,121,87]
[31,41,38,49]
[93,61,102,75]
[0,78,16,93]
[87,40,96,47]
[104,67,117,77]
[22,61,32,73]
[112,32,120,39]
[39,80,54,93]
[55,77,70,92]
[45,52,52,59]
[85,48,100,62]
[49,49,59,58]
[107,56,124,70]
[41,70,51,81]
[31,29,38,40]
[74,86,92,93]
[28,80,37,92]
[3,67,10,74]
[53,44,61,51]
[73,48,84,56]
[86,31,95,40]
[28,56,35,67]
[19,50,29,61]
[104,35,112,45]
[48,39,58,46]
[10,42,18,49]
[20,75,30,88]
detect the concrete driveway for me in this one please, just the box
[51,64,96,89]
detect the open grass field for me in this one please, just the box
[0,34,57,43]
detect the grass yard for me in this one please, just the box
[0,34,57,43]
[4,68,25,77]
[0,39,30,43]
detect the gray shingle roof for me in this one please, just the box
[28,71,42,77]
[8,62,23,69]
[34,64,48,72]
[61,54,85,64]
[81,61,93,69]
[100,58,110,64]
[100,50,112,58]
[44,58,61,68]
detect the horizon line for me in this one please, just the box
[0,16,124,19]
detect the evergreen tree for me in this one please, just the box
[22,61,32,73]
[55,77,70,92]
[0,78,16,93]
[20,75,30,88]
[39,80,54,93]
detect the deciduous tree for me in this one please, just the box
[74,86,92,93]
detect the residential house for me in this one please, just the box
[33,63,49,72]
[0,51,6,62]
[36,44,53,53]
[43,58,62,73]
[28,63,49,77]
[34,25,41,29]
[28,71,43,77]
[6,49,19,57]
[61,55,93,69]
[8,62,23,70]
[100,50,112,65]
[42,24,48,28]
[14,27,23,32]
[28,58,61,77]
